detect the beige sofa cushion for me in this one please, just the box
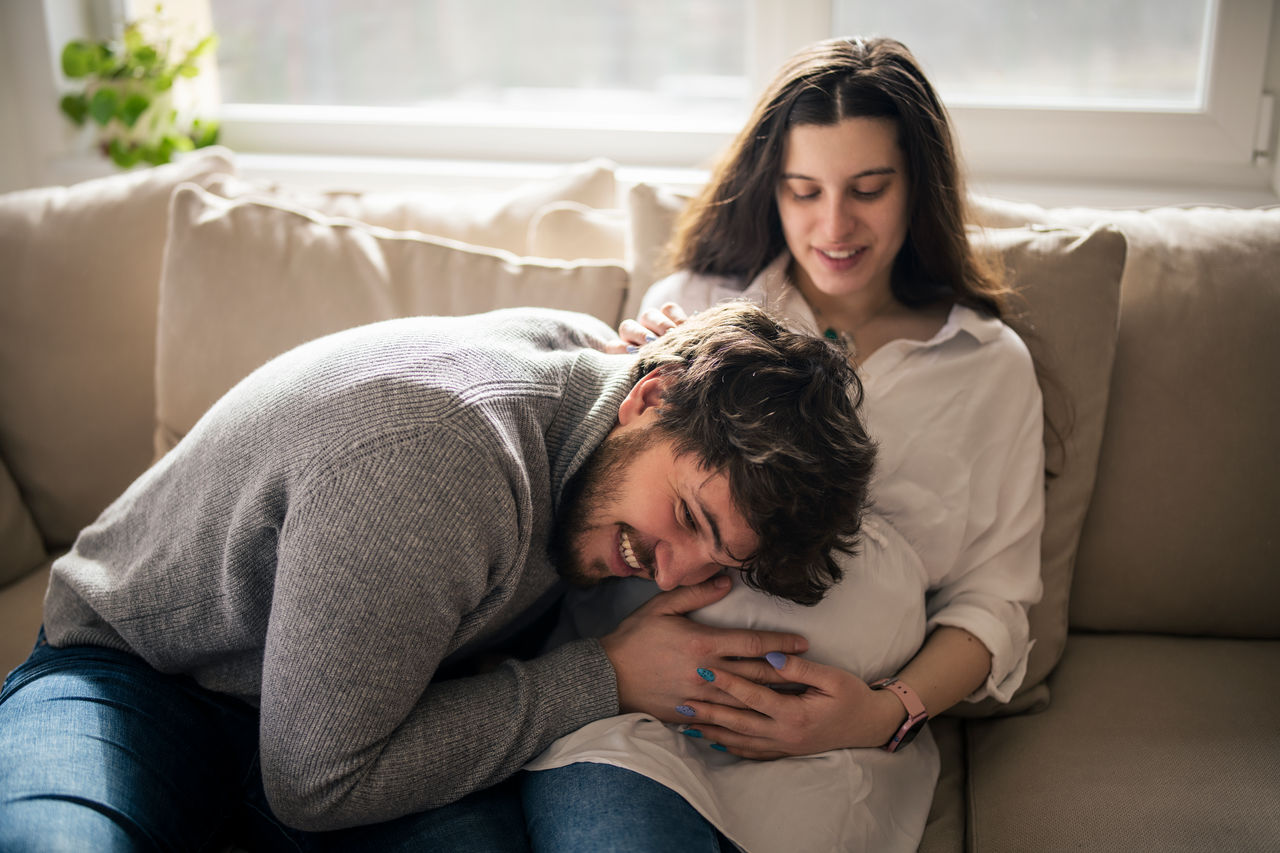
[0,561,52,678]
[960,223,1126,715]
[0,148,235,549]
[624,182,694,319]
[154,184,629,451]
[626,183,1127,713]
[203,158,618,256]
[966,634,1280,852]
[527,201,626,261]
[973,199,1280,638]
[0,458,45,588]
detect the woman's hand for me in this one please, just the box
[674,654,906,759]
[606,302,690,353]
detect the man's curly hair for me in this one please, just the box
[631,301,876,606]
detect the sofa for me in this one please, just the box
[1,146,1276,851]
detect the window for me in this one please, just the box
[26,0,1279,195]
[833,0,1213,109]
[213,0,749,118]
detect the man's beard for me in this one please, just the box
[549,425,658,587]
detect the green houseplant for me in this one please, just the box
[58,7,220,169]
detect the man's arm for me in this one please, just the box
[255,443,621,832]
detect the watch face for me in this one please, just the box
[896,719,925,748]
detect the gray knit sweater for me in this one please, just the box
[43,308,632,831]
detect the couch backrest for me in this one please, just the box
[972,199,1280,638]
[0,148,235,554]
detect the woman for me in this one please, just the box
[523,36,1045,852]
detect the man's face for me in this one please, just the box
[551,423,759,592]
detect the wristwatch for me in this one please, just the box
[870,677,929,752]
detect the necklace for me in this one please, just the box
[810,303,854,354]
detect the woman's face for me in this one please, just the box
[774,116,911,304]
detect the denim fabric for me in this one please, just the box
[0,631,529,853]
[522,762,731,853]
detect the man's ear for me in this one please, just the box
[617,368,670,426]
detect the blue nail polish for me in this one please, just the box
[697,667,715,682]
[680,728,703,739]
[625,345,639,354]
[676,704,696,717]
[644,332,658,342]
[765,652,787,670]
[710,743,728,752]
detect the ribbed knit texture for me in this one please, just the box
[43,308,631,830]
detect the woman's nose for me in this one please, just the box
[822,196,855,240]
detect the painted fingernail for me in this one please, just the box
[765,652,787,670]
[696,667,715,682]
[680,728,703,739]
[625,345,639,354]
[644,332,658,342]
[710,743,728,752]
[676,704,696,717]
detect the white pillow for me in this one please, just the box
[154,184,630,453]
[203,158,618,256]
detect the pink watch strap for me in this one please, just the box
[871,677,928,752]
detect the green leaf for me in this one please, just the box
[108,138,142,169]
[120,92,151,127]
[141,140,173,166]
[188,34,218,61]
[89,88,120,126]
[190,118,220,148]
[60,41,99,78]
[59,93,89,125]
[130,44,159,70]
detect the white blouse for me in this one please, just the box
[525,256,1045,852]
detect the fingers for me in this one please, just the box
[711,628,809,657]
[616,303,692,347]
[617,318,655,348]
[694,666,788,720]
[639,576,732,616]
[758,652,840,690]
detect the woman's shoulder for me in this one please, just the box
[640,268,749,315]
[936,306,1041,400]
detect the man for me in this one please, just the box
[0,301,874,850]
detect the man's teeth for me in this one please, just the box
[620,530,643,571]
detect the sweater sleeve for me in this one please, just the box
[257,432,617,832]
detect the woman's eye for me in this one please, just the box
[792,190,819,201]
[680,502,696,528]
[852,186,887,200]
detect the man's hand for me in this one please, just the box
[668,654,907,759]
[599,576,809,724]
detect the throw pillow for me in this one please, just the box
[154,184,629,452]
[203,158,618,256]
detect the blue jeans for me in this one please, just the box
[522,762,731,853]
[0,630,529,852]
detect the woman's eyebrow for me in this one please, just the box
[780,166,897,181]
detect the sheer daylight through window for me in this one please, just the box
[833,0,1213,108]
[210,0,750,121]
